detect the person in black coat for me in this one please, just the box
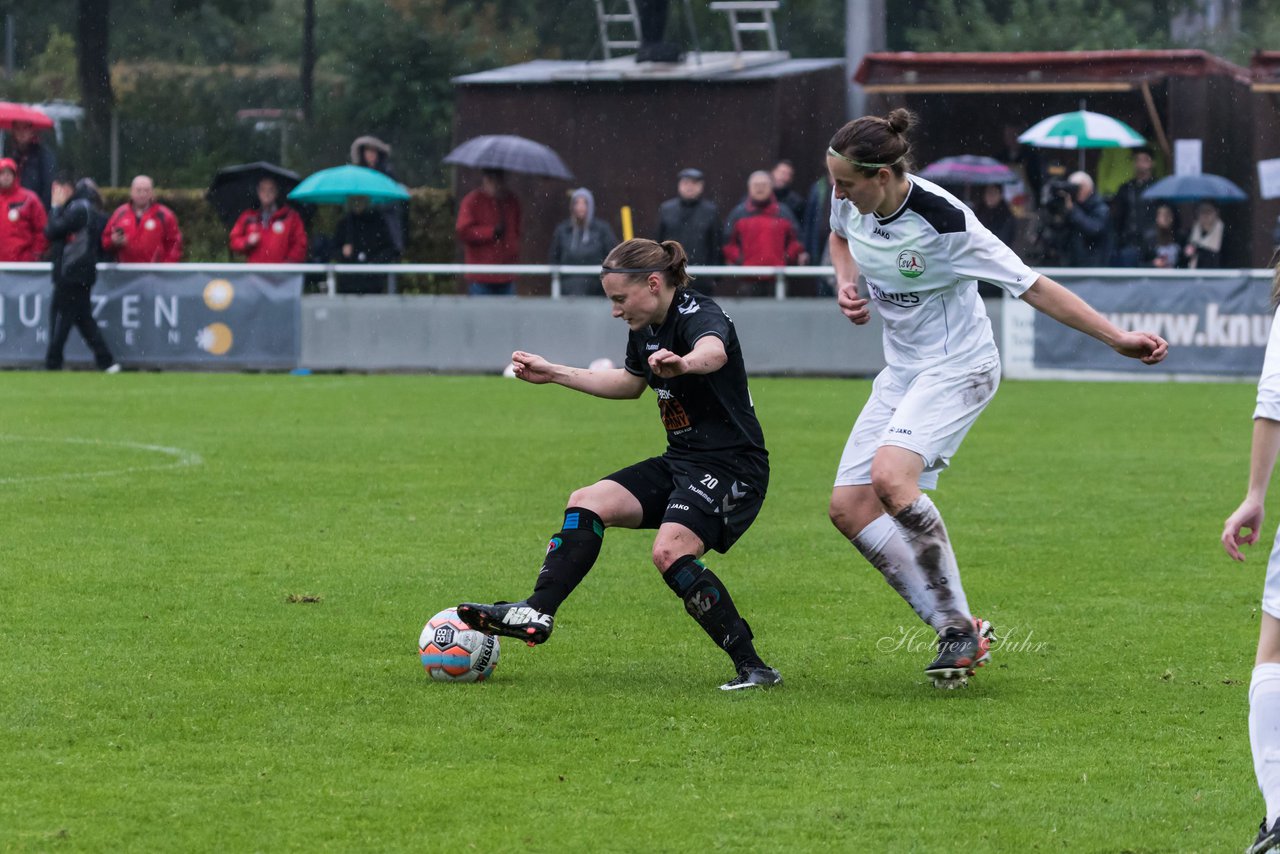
[350,135,406,254]
[44,177,117,371]
[4,120,57,209]
[655,168,721,295]
[332,195,400,294]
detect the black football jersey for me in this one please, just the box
[623,289,768,477]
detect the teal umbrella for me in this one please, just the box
[287,165,410,205]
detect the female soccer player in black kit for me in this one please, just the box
[457,238,780,690]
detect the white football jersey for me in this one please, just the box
[830,174,1038,379]
[1256,304,1280,421]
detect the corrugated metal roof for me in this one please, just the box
[856,50,1252,92]
[453,54,844,85]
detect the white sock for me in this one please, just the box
[1250,662,1280,827]
[851,513,937,628]
[893,494,971,632]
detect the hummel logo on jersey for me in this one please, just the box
[645,343,660,351]
[502,607,551,627]
[677,297,701,315]
[872,226,892,240]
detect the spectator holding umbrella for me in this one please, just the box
[331,195,400,294]
[1142,203,1183,269]
[102,175,183,263]
[0,157,47,262]
[1185,201,1225,270]
[444,135,573,297]
[229,176,307,263]
[350,135,406,254]
[455,168,521,296]
[3,116,57,209]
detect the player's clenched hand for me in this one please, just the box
[510,350,555,384]
[1112,331,1168,365]
[648,348,688,378]
[837,280,870,325]
[1222,498,1265,561]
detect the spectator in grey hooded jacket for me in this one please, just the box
[549,188,617,296]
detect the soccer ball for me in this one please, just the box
[418,607,500,682]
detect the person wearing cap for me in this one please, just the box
[102,175,184,263]
[656,167,721,295]
[0,157,48,262]
[3,120,57,209]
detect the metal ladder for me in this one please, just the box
[594,0,642,60]
[709,1,780,53]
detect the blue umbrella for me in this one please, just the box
[288,165,410,205]
[1141,173,1247,203]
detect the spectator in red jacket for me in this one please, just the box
[102,175,183,263]
[229,177,307,263]
[723,171,806,296]
[0,157,48,261]
[455,169,521,296]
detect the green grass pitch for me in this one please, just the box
[0,370,1266,851]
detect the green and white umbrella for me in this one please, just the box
[1017,110,1146,149]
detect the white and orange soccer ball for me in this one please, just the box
[418,607,500,682]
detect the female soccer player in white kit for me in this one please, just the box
[825,109,1168,687]
[1222,268,1280,853]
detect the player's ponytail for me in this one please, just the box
[601,238,693,290]
[1272,250,1280,308]
[828,108,915,177]
[659,240,692,290]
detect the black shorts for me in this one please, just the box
[603,455,768,554]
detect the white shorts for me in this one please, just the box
[834,358,1001,490]
[1264,525,1280,619]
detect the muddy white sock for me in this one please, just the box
[851,512,936,627]
[893,494,971,632]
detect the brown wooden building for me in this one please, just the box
[855,50,1261,266]
[1249,52,1280,266]
[451,53,846,287]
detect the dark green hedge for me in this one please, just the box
[99,186,456,268]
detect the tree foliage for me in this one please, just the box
[902,0,1171,52]
[4,0,1280,187]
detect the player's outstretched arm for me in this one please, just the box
[1223,418,1280,561]
[511,350,646,399]
[648,335,727,379]
[830,233,870,326]
[1019,275,1168,365]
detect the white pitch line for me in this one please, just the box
[0,435,204,485]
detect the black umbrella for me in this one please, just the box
[205,162,304,228]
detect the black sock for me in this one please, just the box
[663,554,765,670]
[527,507,605,615]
